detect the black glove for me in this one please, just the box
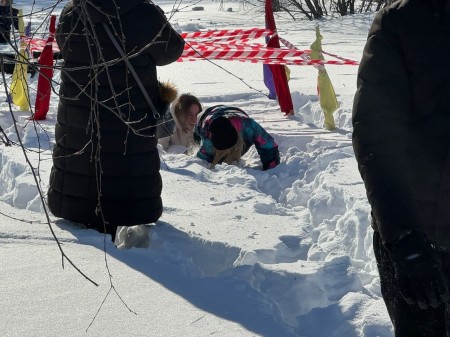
[387,231,449,309]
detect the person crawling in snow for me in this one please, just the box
[194,105,280,170]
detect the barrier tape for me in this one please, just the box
[186,34,269,44]
[184,43,310,58]
[322,50,359,65]
[278,35,320,70]
[20,36,60,53]
[181,49,312,62]
[178,54,356,65]
[279,35,359,66]
[180,27,358,66]
[19,27,358,66]
[181,28,271,40]
[186,40,266,49]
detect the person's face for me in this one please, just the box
[184,104,201,132]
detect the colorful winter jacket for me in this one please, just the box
[195,105,280,170]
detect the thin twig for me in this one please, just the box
[0,54,98,287]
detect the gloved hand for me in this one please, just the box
[387,231,449,309]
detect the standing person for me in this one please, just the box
[352,0,450,336]
[0,0,18,44]
[195,105,279,170]
[158,93,202,153]
[47,0,185,243]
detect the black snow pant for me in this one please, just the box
[373,231,450,337]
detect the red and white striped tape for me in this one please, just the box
[184,43,310,58]
[321,50,359,65]
[178,55,354,65]
[180,27,358,66]
[182,28,271,40]
[20,37,60,53]
[181,51,311,62]
[278,35,321,70]
[18,27,357,66]
[279,36,359,65]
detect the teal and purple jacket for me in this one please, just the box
[194,105,280,170]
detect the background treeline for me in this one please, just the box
[238,0,395,20]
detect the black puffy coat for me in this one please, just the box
[47,0,185,230]
[352,0,450,250]
[0,5,18,43]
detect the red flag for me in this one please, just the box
[265,0,293,115]
[33,15,56,120]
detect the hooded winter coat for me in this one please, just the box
[352,0,450,250]
[158,114,194,152]
[159,126,194,152]
[47,0,185,231]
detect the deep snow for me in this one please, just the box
[0,1,393,336]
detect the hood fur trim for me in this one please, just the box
[159,81,178,104]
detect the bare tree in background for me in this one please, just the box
[248,0,394,19]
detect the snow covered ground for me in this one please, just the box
[0,1,393,336]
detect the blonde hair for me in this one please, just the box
[211,134,244,169]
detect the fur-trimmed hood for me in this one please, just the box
[159,81,183,128]
[159,81,178,104]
